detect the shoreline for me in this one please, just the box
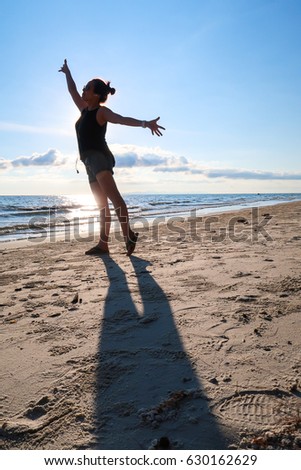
[1,201,301,450]
[1,199,300,250]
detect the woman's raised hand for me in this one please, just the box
[147,117,165,136]
[58,59,69,74]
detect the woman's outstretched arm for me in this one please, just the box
[98,107,165,136]
[59,59,87,111]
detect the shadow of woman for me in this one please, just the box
[94,255,227,450]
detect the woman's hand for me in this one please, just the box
[58,59,69,74]
[58,59,86,111]
[147,117,165,136]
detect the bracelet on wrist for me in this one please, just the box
[141,120,147,128]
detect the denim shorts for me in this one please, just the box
[82,150,115,183]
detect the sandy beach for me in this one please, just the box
[1,201,301,450]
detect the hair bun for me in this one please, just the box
[107,81,116,95]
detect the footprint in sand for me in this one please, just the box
[212,389,301,431]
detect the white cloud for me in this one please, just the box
[155,165,301,180]
[111,144,188,169]
[0,158,10,170]
[1,143,301,182]
[111,145,301,180]
[204,168,301,180]
[1,149,67,170]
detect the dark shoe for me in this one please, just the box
[85,245,110,256]
[126,233,138,256]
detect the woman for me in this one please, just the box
[59,59,165,256]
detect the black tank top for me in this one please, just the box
[75,108,112,160]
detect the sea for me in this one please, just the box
[0,193,300,243]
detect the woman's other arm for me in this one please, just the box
[98,107,165,136]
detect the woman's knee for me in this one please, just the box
[96,173,124,205]
[90,182,108,208]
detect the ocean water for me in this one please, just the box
[0,193,300,243]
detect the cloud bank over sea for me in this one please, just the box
[1,144,301,181]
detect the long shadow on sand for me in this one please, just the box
[94,255,228,449]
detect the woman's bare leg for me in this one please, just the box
[89,181,111,252]
[95,171,137,253]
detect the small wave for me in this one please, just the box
[0,223,31,234]
[0,203,84,213]
[148,200,192,206]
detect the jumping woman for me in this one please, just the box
[59,59,165,256]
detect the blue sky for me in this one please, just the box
[0,0,300,195]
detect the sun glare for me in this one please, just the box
[68,193,96,207]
